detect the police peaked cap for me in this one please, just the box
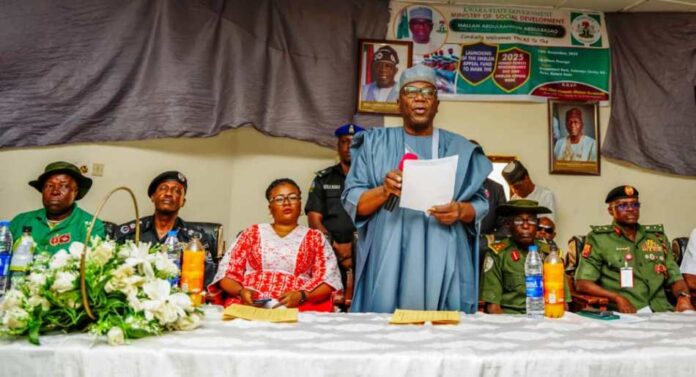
[334,123,365,137]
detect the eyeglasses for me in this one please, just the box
[538,225,555,233]
[43,182,75,193]
[401,86,437,99]
[613,202,641,211]
[269,194,301,205]
[512,217,538,226]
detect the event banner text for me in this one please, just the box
[389,2,610,101]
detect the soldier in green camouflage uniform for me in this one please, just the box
[480,199,571,314]
[575,185,694,313]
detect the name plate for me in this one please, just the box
[389,309,460,325]
[223,304,298,323]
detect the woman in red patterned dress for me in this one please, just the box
[208,178,342,311]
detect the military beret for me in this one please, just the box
[373,46,399,66]
[496,199,552,217]
[148,171,188,197]
[605,185,639,203]
[409,7,433,21]
[501,160,528,185]
[334,123,365,137]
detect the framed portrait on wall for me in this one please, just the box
[548,100,600,175]
[357,39,412,115]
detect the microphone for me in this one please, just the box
[384,153,419,212]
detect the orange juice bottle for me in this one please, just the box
[543,244,565,318]
[181,233,205,306]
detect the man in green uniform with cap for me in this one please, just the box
[575,185,693,313]
[481,199,570,314]
[10,161,105,254]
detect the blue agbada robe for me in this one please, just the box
[342,127,492,313]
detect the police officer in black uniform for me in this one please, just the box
[305,123,365,310]
[116,171,217,286]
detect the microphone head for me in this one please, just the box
[399,153,419,171]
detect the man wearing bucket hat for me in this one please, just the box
[9,161,105,254]
[116,171,217,286]
[342,64,491,313]
[480,199,570,314]
[575,185,693,313]
[361,45,400,103]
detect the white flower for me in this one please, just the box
[68,242,85,259]
[141,280,187,325]
[89,241,114,266]
[49,250,71,269]
[27,273,47,295]
[3,307,29,329]
[174,313,202,331]
[0,290,25,311]
[107,327,125,346]
[51,271,78,293]
[27,295,51,311]
[124,243,155,280]
[152,252,179,277]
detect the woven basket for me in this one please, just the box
[79,187,141,320]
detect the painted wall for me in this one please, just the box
[1,101,694,250]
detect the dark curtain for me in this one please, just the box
[0,0,389,149]
[604,13,696,176]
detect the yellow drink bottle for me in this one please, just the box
[543,244,565,318]
[181,233,205,306]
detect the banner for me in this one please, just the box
[389,2,610,101]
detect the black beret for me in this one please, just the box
[605,185,639,203]
[148,171,188,197]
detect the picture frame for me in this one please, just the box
[548,100,600,175]
[357,39,413,115]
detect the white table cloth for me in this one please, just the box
[2,306,696,377]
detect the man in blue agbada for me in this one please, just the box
[342,65,492,313]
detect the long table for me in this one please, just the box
[2,306,696,377]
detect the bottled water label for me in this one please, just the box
[525,275,543,298]
[0,254,10,277]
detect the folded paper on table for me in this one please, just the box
[400,156,459,213]
[223,304,298,323]
[389,309,460,325]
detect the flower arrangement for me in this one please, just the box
[0,237,202,345]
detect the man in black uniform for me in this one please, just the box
[305,123,365,310]
[116,171,217,286]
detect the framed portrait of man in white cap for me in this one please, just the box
[548,100,600,175]
[357,39,412,115]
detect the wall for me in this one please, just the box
[1,101,694,249]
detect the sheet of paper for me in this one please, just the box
[222,304,298,323]
[389,309,460,325]
[400,156,459,213]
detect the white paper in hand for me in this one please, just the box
[399,155,459,213]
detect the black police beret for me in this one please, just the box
[605,185,639,203]
[148,171,188,197]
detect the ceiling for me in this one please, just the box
[414,0,696,12]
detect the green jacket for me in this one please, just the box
[481,238,571,314]
[10,204,105,255]
[574,222,681,312]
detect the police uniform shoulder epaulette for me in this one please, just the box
[315,167,332,178]
[488,238,510,254]
[590,225,613,233]
[644,224,665,233]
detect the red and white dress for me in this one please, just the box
[208,224,342,311]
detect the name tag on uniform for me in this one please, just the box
[620,267,634,288]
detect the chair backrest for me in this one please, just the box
[565,235,586,273]
[187,221,224,262]
[672,237,689,267]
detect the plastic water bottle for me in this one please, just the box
[181,233,205,306]
[543,243,565,318]
[525,244,544,318]
[10,226,35,287]
[163,230,182,288]
[0,221,13,296]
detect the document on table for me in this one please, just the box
[389,309,460,325]
[400,155,459,213]
[223,304,298,323]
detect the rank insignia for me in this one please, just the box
[641,239,662,253]
[614,227,622,236]
[582,244,592,258]
[511,250,520,262]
